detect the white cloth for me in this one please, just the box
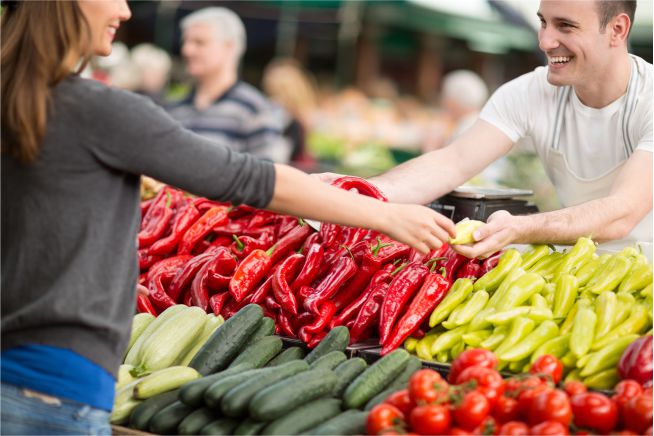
[479,55,652,247]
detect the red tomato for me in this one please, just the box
[492,395,520,424]
[562,380,587,397]
[530,420,569,435]
[528,389,572,427]
[615,431,639,436]
[622,394,654,435]
[367,404,405,435]
[409,404,451,435]
[529,355,563,384]
[516,384,550,420]
[449,349,498,383]
[504,375,545,398]
[613,380,644,425]
[385,389,415,417]
[455,367,505,407]
[453,391,490,431]
[449,428,474,435]
[647,426,653,436]
[409,369,449,405]
[472,416,498,435]
[570,392,618,434]
[497,422,530,436]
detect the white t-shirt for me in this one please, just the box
[480,55,652,180]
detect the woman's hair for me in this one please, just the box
[1,1,92,164]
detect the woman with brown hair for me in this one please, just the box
[0,1,455,433]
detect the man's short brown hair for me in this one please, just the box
[596,0,636,34]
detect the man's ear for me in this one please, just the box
[608,12,631,47]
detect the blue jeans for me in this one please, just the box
[1,383,111,435]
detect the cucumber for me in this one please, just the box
[261,398,342,435]
[309,351,347,370]
[343,349,410,409]
[228,336,283,369]
[200,418,240,435]
[304,326,349,364]
[128,389,181,431]
[266,346,305,366]
[306,410,368,435]
[387,356,421,390]
[244,316,276,346]
[190,304,263,375]
[133,366,200,399]
[179,363,253,408]
[364,386,404,411]
[179,314,225,366]
[124,313,155,361]
[204,369,264,410]
[332,358,367,397]
[125,305,186,366]
[249,368,338,421]
[234,418,267,435]
[149,401,195,435]
[178,407,219,435]
[221,360,309,417]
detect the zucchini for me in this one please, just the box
[179,363,254,408]
[304,326,349,364]
[179,314,225,366]
[343,349,410,409]
[364,386,403,411]
[221,360,309,417]
[244,316,276,346]
[128,389,181,431]
[307,409,368,435]
[204,368,264,410]
[178,407,219,435]
[199,418,240,435]
[135,307,207,376]
[133,366,200,399]
[332,358,367,397]
[116,364,136,390]
[386,356,421,390]
[124,305,186,366]
[190,304,263,375]
[124,313,155,361]
[261,398,342,435]
[309,350,347,370]
[234,418,267,435]
[110,398,142,425]
[249,367,338,421]
[228,336,283,369]
[266,346,305,366]
[149,401,195,435]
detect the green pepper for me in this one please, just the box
[553,274,579,319]
[416,333,439,361]
[429,278,474,327]
[430,325,467,355]
[561,351,577,368]
[583,368,619,390]
[594,291,618,340]
[579,335,639,377]
[528,252,563,275]
[553,237,596,281]
[498,320,559,362]
[619,262,653,293]
[495,273,546,311]
[449,218,485,245]
[564,368,582,382]
[530,334,571,363]
[436,350,449,363]
[485,306,553,325]
[591,304,650,350]
[508,358,530,373]
[462,330,492,347]
[487,267,526,309]
[530,293,549,310]
[541,282,556,296]
[521,245,551,270]
[570,299,597,358]
[574,257,601,287]
[480,325,508,350]
[641,284,653,299]
[404,337,419,353]
[494,317,536,358]
[559,302,578,334]
[467,307,496,332]
[446,291,489,327]
[474,249,522,292]
[585,254,633,294]
[576,353,592,369]
[614,292,636,327]
[450,339,466,360]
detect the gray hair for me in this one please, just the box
[180,7,246,61]
[442,70,489,110]
[131,43,171,75]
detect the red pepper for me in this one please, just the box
[213,218,250,237]
[251,275,274,304]
[209,292,230,316]
[307,331,327,348]
[277,311,297,337]
[276,215,299,239]
[457,259,482,280]
[441,251,469,280]
[229,247,274,302]
[183,289,193,306]
[208,235,233,249]
[381,272,451,354]
[272,253,305,315]
[247,210,277,229]
[291,243,324,291]
[292,311,315,333]
[303,301,336,335]
[138,273,148,286]
[177,206,229,255]
[378,262,429,345]
[193,197,228,213]
[298,325,312,344]
[377,241,411,264]
[618,335,653,386]
[149,201,201,256]
[136,294,158,315]
[480,251,503,276]
[167,248,222,302]
[191,239,212,255]
[147,255,194,282]
[350,282,389,344]
[318,223,341,250]
[230,232,273,260]
[223,294,253,318]
[148,271,177,312]
[140,188,168,231]
[206,249,238,291]
[138,249,162,271]
[228,204,256,219]
[269,223,313,265]
[332,247,382,311]
[331,176,388,201]
[138,190,177,248]
[303,255,358,313]
[265,295,281,312]
[190,259,217,311]
[140,198,153,220]
[331,270,393,328]
[300,232,321,254]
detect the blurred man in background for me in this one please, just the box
[168,7,292,162]
[131,43,172,106]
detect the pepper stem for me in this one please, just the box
[232,234,244,251]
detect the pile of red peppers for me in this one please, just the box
[135,178,486,350]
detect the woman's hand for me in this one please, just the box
[311,172,346,184]
[379,203,456,254]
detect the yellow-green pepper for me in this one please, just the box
[495,273,546,311]
[498,320,559,362]
[429,278,474,327]
[530,333,571,363]
[583,368,619,390]
[474,249,522,292]
[580,334,639,377]
[570,299,597,358]
[553,274,579,319]
[594,291,618,340]
[521,245,551,270]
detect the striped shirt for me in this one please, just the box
[167,81,292,162]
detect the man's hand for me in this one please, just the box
[452,210,521,258]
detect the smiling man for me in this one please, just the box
[332,0,651,257]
